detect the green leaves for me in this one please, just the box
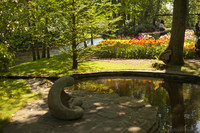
[0,43,14,72]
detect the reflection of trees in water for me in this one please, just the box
[161,81,185,133]
[184,84,200,132]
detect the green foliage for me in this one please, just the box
[77,45,101,62]
[68,81,114,93]
[0,44,13,72]
[55,0,121,69]
[0,79,41,132]
[183,48,196,59]
[60,45,100,62]
[135,24,156,35]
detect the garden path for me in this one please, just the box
[91,58,200,66]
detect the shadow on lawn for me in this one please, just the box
[0,118,9,133]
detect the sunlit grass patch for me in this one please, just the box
[2,54,71,77]
[2,54,156,77]
[152,60,200,75]
[1,53,200,77]
[0,79,41,132]
[181,62,200,75]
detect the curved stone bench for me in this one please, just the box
[48,76,84,120]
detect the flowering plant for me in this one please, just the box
[97,30,196,59]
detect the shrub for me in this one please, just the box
[0,43,13,72]
[135,24,156,36]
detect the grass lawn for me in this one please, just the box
[1,54,199,77]
[0,79,41,132]
[1,54,157,77]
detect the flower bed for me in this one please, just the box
[97,30,196,59]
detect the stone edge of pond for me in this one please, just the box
[71,70,200,83]
[1,70,200,83]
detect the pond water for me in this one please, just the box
[14,38,103,65]
[67,76,200,133]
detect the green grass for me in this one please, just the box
[0,79,41,132]
[2,54,71,77]
[1,54,156,77]
[168,61,200,75]
[1,54,200,77]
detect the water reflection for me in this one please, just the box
[67,77,200,132]
[161,81,185,133]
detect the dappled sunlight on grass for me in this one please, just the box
[0,79,41,132]
[3,54,72,77]
[154,60,200,75]
[181,61,200,75]
[2,54,156,77]
[1,54,200,77]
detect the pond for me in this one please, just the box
[14,38,103,65]
[67,76,200,133]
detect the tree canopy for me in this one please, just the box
[0,0,199,70]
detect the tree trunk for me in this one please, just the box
[91,31,94,45]
[32,17,40,60]
[84,41,87,48]
[35,40,40,60]
[42,17,48,58]
[28,18,36,61]
[72,0,78,69]
[133,16,136,36]
[123,13,126,36]
[72,44,78,69]
[42,43,46,58]
[83,33,87,48]
[159,0,188,66]
[112,0,117,18]
[47,47,50,58]
[30,41,36,61]
[120,1,126,36]
[153,0,161,27]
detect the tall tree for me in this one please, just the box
[37,0,57,59]
[58,0,119,69]
[57,0,93,69]
[159,0,188,65]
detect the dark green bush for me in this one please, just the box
[0,43,13,72]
